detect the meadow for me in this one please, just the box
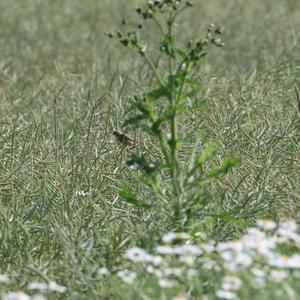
[0,0,300,299]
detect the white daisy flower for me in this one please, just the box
[221,275,242,291]
[125,247,151,262]
[162,232,190,243]
[27,282,48,291]
[0,274,10,283]
[269,270,288,282]
[48,281,67,293]
[117,269,137,285]
[256,219,276,230]
[3,292,31,300]
[216,289,238,300]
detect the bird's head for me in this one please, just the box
[112,130,119,136]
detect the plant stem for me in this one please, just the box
[166,13,180,201]
[143,52,164,87]
[176,62,190,105]
[159,134,171,164]
[152,15,165,36]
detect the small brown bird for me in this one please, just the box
[113,130,135,146]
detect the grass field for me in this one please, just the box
[1,0,300,299]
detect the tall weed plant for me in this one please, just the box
[108,0,238,231]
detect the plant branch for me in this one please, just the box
[142,52,165,87]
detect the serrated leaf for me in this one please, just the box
[175,47,189,60]
[147,86,171,101]
[196,144,218,167]
[208,156,239,178]
[220,157,239,173]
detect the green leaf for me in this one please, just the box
[175,47,189,60]
[184,78,202,87]
[123,100,157,127]
[127,31,139,48]
[168,69,187,87]
[136,101,155,120]
[220,156,240,173]
[208,156,239,178]
[196,144,218,167]
[123,114,145,127]
[186,85,205,98]
[119,184,151,209]
[160,34,176,58]
[147,86,171,101]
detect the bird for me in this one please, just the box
[113,130,136,146]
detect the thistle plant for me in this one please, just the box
[108,0,238,230]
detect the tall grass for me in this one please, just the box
[0,0,300,299]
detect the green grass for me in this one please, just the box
[0,0,300,299]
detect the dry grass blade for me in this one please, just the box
[294,86,300,114]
